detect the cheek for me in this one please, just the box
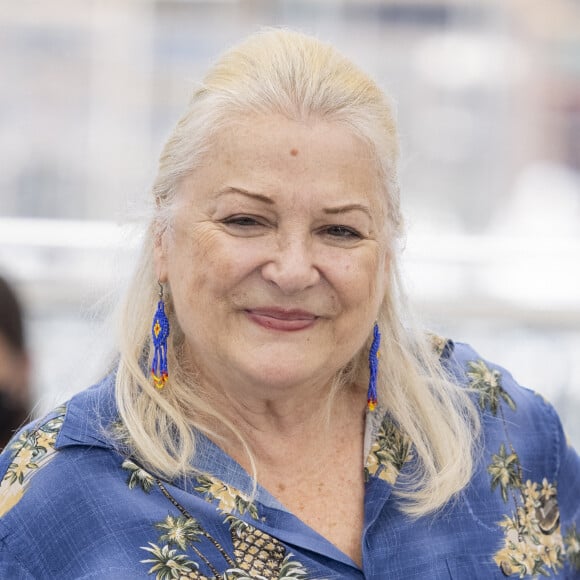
[166,228,216,305]
[168,227,256,303]
[336,250,384,306]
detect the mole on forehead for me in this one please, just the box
[290,148,299,157]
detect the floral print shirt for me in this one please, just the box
[0,340,579,579]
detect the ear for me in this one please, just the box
[153,223,169,283]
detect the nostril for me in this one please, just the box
[260,252,320,294]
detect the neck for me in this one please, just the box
[201,378,365,472]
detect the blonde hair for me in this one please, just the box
[114,28,479,517]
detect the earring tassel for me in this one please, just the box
[151,298,170,389]
[367,323,381,411]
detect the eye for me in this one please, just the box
[322,225,363,240]
[221,215,264,227]
[219,214,272,236]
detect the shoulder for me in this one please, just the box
[444,341,564,439]
[0,373,115,515]
[431,337,578,502]
[444,341,576,475]
[434,339,566,466]
[442,340,580,577]
[0,374,141,576]
[0,380,119,532]
[0,372,120,511]
[0,404,68,522]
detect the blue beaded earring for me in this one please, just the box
[367,323,381,411]
[151,282,170,389]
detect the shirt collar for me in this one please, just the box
[54,372,119,451]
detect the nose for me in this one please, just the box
[261,234,320,294]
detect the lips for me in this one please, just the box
[245,308,318,331]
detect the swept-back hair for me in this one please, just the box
[114,28,479,516]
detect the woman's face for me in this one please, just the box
[155,114,390,397]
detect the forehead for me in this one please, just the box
[212,114,374,168]
[184,114,384,210]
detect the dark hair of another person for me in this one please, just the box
[0,276,26,353]
[0,276,29,449]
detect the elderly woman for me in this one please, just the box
[0,29,578,579]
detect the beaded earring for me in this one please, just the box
[151,282,170,389]
[367,323,381,411]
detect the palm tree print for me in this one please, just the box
[5,434,46,486]
[365,416,410,484]
[142,510,309,580]
[156,515,205,551]
[488,443,521,503]
[122,459,155,493]
[133,475,309,579]
[194,475,259,521]
[467,353,578,576]
[4,412,65,486]
[155,515,221,577]
[493,479,565,577]
[466,360,515,416]
[141,542,199,579]
[277,556,310,580]
[426,333,449,357]
[565,524,580,570]
[155,480,237,569]
[0,407,66,518]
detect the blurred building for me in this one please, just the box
[1,0,579,224]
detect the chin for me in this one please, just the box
[245,357,336,392]
[250,366,310,388]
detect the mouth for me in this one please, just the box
[245,308,318,331]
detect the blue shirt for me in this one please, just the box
[0,340,579,579]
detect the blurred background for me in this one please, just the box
[0,0,579,445]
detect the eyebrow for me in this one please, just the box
[217,187,274,204]
[218,187,371,218]
[323,203,372,218]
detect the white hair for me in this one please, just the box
[113,28,480,516]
